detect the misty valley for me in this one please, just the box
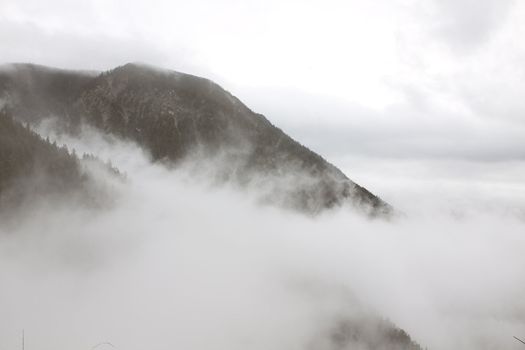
[1,63,524,350]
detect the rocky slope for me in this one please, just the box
[0,63,391,216]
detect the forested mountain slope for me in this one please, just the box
[0,109,115,210]
[0,63,391,215]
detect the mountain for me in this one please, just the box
[0,63,391,216]
[0,64,420,349]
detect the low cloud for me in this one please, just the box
[1,125,524,350]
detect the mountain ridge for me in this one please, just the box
[0,62,392,216]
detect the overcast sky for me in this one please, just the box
[1,0,524,206]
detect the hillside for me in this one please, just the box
[0,108,116,211]
[0,63,391,215]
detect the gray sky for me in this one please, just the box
[1,0,525,205]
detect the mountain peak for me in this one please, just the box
[0,63,392,216]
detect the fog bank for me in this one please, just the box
[1,126,524,350]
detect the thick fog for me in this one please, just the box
[1,124,524,350]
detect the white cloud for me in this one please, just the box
[1,129,525,350]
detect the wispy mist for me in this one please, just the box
[1,125,524,350]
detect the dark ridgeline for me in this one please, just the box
[0,63,392,216]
